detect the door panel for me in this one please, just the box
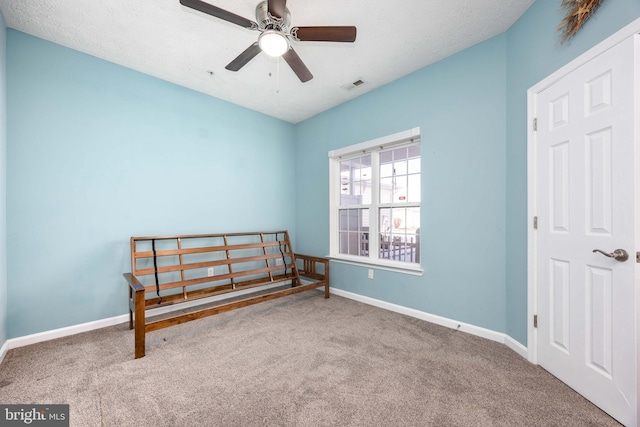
[550,141,570,232]
[549,258,570,352]
[585,128,613,234]
[585,265,613,376]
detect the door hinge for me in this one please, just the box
[533,216,538,229]
[533,315,538,328]
[533,118,538,131]
[637,252,640,263]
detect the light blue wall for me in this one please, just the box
[6,31,296,338]
[295,0,640,346]
[505,0,640,344]
[5,0,640,346]
[0,11,6,348]
[295,35,508,333]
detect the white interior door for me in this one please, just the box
[535,35,638,426]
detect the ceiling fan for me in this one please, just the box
[179,0,357,82]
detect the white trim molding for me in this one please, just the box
[5,315,129,352]
[327,287,528,359]
[0,282,529,367]
[0,282,289,358]
[329,257,423,276]
[0,340,9,366]
[328,127,420,158]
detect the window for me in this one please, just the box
[329,128,421,273]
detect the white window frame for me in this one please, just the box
[329,128,423,275]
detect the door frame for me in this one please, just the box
[527,16,640,423]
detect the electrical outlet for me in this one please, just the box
[275,258,283,266]
[207,267,214,277]
[368,269,374,279]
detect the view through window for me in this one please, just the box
[330,129,421,269]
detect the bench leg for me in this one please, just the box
[134,291,146,359]
[128,287,134,330]
[324,263,330,299]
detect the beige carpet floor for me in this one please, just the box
[0,291,621,426]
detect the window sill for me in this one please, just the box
[328,255,424,276]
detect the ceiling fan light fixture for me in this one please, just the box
[258,30,289,57]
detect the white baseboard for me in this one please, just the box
[6,314,130,351]
[1,283,529,363]
[504,334,528,359]
[2,281,291,353]
[328,287,529,359]
[0,340,8,366]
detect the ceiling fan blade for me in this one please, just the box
[180,0,257,29]
[267,0,287,19]
[293,26,357,42]
[282,48,313,83]
[225,43,262,71]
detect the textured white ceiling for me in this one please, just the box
[0,0,535,123]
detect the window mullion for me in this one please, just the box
[329,158,339,256]
[369,150,380,261]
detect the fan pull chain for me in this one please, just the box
[276,56,281,94]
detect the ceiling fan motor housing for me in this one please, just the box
[256,1,291,33]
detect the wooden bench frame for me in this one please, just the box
[123,231,329,359]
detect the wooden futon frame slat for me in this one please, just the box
[123,231,329,358]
